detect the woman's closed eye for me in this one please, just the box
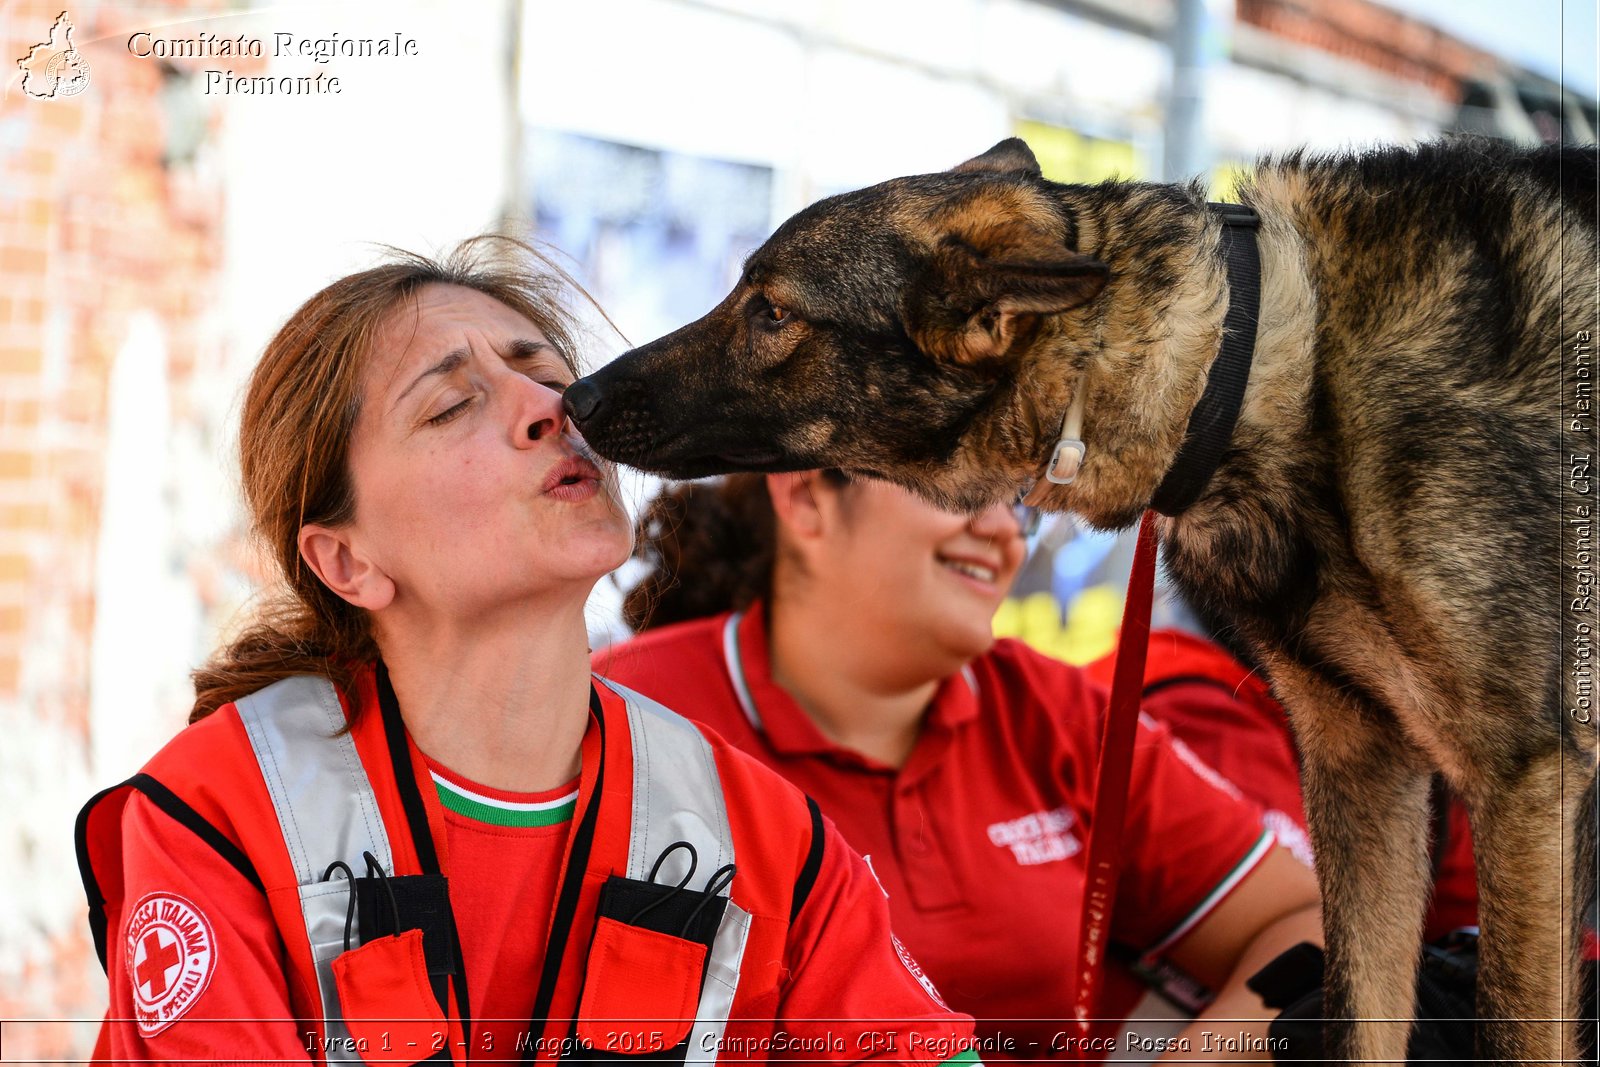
[426,396,474,426]
[507,340,571,388]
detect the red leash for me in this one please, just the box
[1071,509,1161,1034]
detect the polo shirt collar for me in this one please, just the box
[721,602,982,764]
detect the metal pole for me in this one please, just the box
[1164,0,1215,183]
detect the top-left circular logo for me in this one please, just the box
[43,49,90,96]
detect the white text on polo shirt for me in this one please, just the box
[987,807,1081,865]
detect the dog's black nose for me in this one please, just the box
[563,378,604,424]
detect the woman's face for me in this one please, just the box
[807,476,1028,666]
[334,283,631,621]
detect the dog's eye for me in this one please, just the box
[767,305,791,324]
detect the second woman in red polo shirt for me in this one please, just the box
[596,470,1324,1062]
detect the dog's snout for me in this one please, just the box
[563,378,604,425]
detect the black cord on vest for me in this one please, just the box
[681,863,737,938]
[372,660,473,1053]
[322,860,360,953]
[363,851,401,933]
[522,684,607,1067]
[630,840,700,925]
[373,661,443,873]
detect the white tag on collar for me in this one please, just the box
[1047,438,1086,484]
[1047,372,1089,485]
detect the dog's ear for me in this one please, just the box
[952,139,1042,179]
[904,238,1108,364]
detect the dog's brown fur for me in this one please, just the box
[569,137,1599,1063]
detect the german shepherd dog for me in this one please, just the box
[566,137,1598,1063]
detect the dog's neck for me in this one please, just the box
[1147,203,1261,515]
[1015,181,1311,529]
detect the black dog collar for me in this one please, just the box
[1148,203,1262,517]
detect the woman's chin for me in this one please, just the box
[570,539,636,587]
[552,511,634,570]
[940,620,999,663]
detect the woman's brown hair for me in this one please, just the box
[191,236,592,721]
[623,470,850,632]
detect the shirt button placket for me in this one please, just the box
[895,778,962,911]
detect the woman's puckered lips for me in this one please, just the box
[542,453,603,493]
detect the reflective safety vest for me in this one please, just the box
[77,667,829,1065]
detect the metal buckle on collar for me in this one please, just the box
[1208,202,1260,229]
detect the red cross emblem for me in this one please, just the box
[134,929,182,998]
[124,892,216,1037]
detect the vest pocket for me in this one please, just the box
[576,917,708,1053]
[331,928,447,1066]
[570,873,733,1060]
[301,868,462,1064]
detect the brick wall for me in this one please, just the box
[1238,0,1498,100]
[1,2,243,1057]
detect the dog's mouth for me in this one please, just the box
[568,389,817,476]
[626,444,819,480]
[715,447,785,468]
[660,447,814,478]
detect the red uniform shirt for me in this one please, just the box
[1088,629,1480,941]
[596,608,1278,1060]
[100,680,980,1064]
[425,761,577,1060]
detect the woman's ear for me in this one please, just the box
[766,471,828,540]
[297,523,396,611]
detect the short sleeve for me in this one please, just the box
[1139,672,1306,824]
[1136,636,1314,866]
[1111,713,1276,957]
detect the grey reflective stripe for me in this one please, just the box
[300,882,365,1061]
[236,675,393,882]
[596,678,747,1064]
[597,678,736,889]
[236,675,393,1062]
[686,903,752,1065]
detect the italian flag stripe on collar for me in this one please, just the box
[429,772,578,828]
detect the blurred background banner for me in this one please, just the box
[1,0,1593,1056]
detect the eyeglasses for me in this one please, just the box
[1013,494,1042,538]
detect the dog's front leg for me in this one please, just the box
[1274,666,1435,1064]
[1464,746,1589,1065]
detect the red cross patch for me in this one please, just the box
[891,932,949,1009]
[124,892,216,1037]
